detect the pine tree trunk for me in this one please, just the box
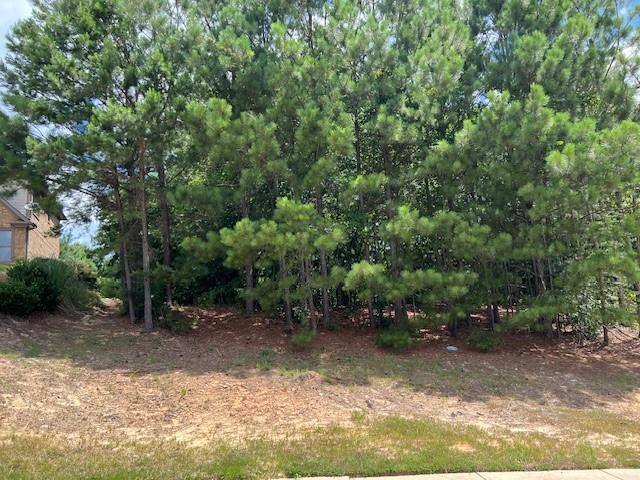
[137,141,153,333]
[240,194,254,315]
[492,303,500,324]
[617,281,625,310]
[320,248,331,327]
[305,258,316,331]
[355,115,375,326]
[533,257,552,337]
[487,303,495,331]
[598,275,608,346]
[635,236,640,336]
[424,176,433,214]
[635,281,640,337]
[279,255,292,332]
[244,261,254,315]
[634,238,640,336]
[383,144,406,326]
[155,158,172,305]
[390,245,404,323]
[113,169,136,324]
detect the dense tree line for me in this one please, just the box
[1,0,639,342]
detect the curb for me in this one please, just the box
[275,469,640,480]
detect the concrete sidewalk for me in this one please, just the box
[280,469,640,480]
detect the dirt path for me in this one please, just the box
[1,304,639,444]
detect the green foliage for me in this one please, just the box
[60,240,98,289]
[98,277,121,299]
[467,330,503,353]
[8,259,62,312]
[221,197,345,328]
[0,281,40,316]
[290,329,316,350]
[2,0,640,340]
[7,258,94,313]
[344,261,389,303]
[375,328,414,351]
[156,307,193,335]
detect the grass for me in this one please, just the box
[256,348,274,371]
[2,311,640,479]
[1,416,639,480]
[555,408,640,437]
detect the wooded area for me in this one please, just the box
[1,0,640,344]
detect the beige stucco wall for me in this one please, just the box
[0,201,17,229]
[13,227,28,260]
[0,199,61,263]
[26,212,60,259]
[0,201,28,262]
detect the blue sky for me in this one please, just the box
[0,0,31,61]
[1,0,98,245]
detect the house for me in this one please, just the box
[0,186,63,263]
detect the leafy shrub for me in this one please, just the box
[7,258,94,312]
[195,285,239,307]
[60,240,98,289]
[0,281,40,316]
[98,276,121,299]
[8,259,61,311]
[376,328,414,351]
[467,329,503,352]
[407,314,437,337]
[73,262,98,289]
[290,329,316,350]
[156,306,193,334]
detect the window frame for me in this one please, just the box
[0,229,14,263]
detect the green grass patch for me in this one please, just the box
[256,348,274,371]
[555,408,640,437]
[1,416,639,480]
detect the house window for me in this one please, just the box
[0,230,12,262]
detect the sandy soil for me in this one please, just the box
[1,303,639,444]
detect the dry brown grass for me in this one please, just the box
[0,304,639,478]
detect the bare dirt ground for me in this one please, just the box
[1,302,639,445]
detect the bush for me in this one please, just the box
[156,306,193,334]
[60,240,98,289]
[8,259,62,311]
[7,258,94,313]
[467,329,503,352]
[73,262,98,290]
[375,328,414,351]
[407,314,436,338]
[290,329,316,350]
[0,281,40,316]
[98,276,121,299]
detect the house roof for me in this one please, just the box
[0,196,31,223]
[0,184,66,223]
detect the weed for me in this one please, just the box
[350,410,366,424]
[467,330,503,352]
[256,348,274,371]
[290,329,316,350]
[376,328,414,351]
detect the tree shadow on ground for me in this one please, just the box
[1,304,640,412]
